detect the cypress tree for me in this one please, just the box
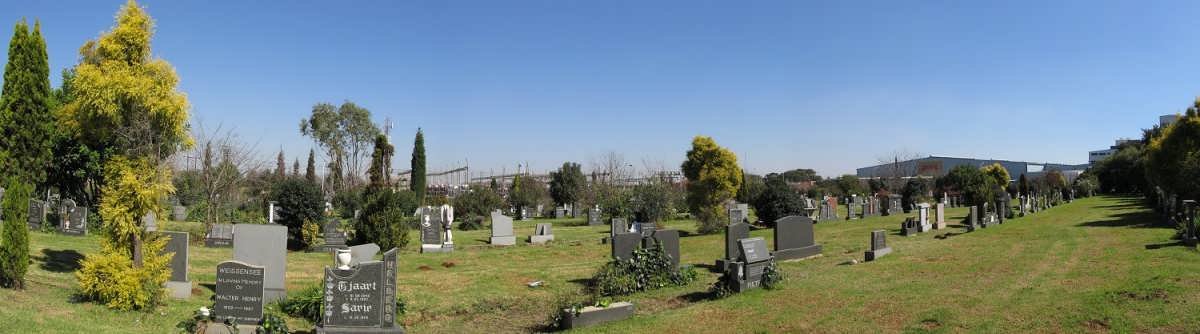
[276,150,286,178]
[305,149,317,184]
[367,134,393,190]
[0,20,54,190]
[0,179,32,289]
[410,128,426,204]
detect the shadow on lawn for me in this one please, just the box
[1077,210,1170,229]
[39,249,84,273]
[1144,241,1190,250]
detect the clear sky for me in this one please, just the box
[2,0,1198,178]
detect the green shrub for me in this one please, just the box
[457,215,484,231]
[175,304,239,334]
[270,177,324,249]
[258,312,290,334]
[281,283,406,325]
[355,189,418,250]
[631,180,674,223]
[300,220,320,250]
[752,175,804,225]
[76,235,171,310]
[0,179,32,289]
[590,242,695,297]
[710,260,783,299]
[452,187,504,219]
[333,186,364,219]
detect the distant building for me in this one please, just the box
[1160,114,1181,127]
[855,156,1088,182]
[1088,139,1139,163]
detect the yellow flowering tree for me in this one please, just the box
[681,136,743,234]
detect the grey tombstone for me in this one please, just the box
[214,261,265,325]
[348,243,381,267]
[489,210,516,246]
[554,206,567,219]
[27,199,45,230]
[728,202,749,224]
[419,207,445,253]
[643,229,681,269]
[772,215,822,261]
[172,205,187,221]
[864,230,891,261]
[163,231,191,299]
[916,203,932,232]
[318,248,404,333]
[233,224,288,303]
[716,222,751,271]
[1183,200,1198,247]
[59,205,88,236]
[934,203,946,229]
[900,217,920,236]
[587,208,602,226]
[730,237,773,292]
[143,211,157,232]
[611,233,642,261]
[819,199,836,221]
[323,220,348,251]
[205,223,234,247]
[530,223,554,244]
[610,218,628,238]
[965,206,978,232]
[845,201,858,220]
[633,222,657,237]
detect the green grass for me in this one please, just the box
[1,196,1198,333]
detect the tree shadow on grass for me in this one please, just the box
[1144,241,1191,250]
[567,278,591,287]
[39,249,84,273]
[200,283,216,294]
[679,290,718,303]
[1077,210,1172,229]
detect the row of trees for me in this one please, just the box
[1092,99,1200,215]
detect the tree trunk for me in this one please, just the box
[130,232,143,268]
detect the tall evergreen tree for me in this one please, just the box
[305,148,317,184]
[292,158,300,177]
[0,20,54,189]
[0,180,32,289]
[549,162,585,207]
[367,134,394,190]
[410,128,426,204]
[276,150,286,178]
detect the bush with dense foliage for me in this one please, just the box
[508,175,549,219]
[355,189,418,250]
[900,178,929,212]
[0,179,31,289]
[681,136,742,234]
[549,162,586,207]
[940,165,993,206]
[270,177,325,248]
[752,175,803,225]
[590,244,696,297]
[452,186,504,221]
[630,180,674,223]
[76,234,170,310]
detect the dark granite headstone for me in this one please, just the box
[59,206,88,236]
[163,231,191,299]
[610,218,628,238]
[27,199,45,230]
[716,222,751,271]
[318,249,403,333]
[587,208,602,226]
[323,220,347,251]
[965,206,978,232]
[900,217,920,236]
[611,233,642,261]
[864,230,891,261]
[643,229,681,269]
[420,212,441,246]
[205,223,235,247]
[730,237,774,292]
[215,261,265,325]
[634,222,656,237]
[772,215,822,261]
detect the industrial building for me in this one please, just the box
[855,156,1089,182]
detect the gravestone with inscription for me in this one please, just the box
[163,231,191,299]
[818,199,836,221]
[728,237,774,292]
[58,202,88,236]
[587,207,602,226]
[490,210,516,246]
[233,224,288,302]
[610,218,628,238]
[772,215,823,261]
[173,205,187,221]
[728,202,749,224]
[715,222,751,271]
[611,232,642,261]
[323,220,348,251]
[418,207,447,253]
[965,206,978,232]
[864,230,891,261]
[27,199,46,230]
[641,229,681,269]
[633,222,657,237]
[530,223,554,244]
[205,223,234,247]
[318,248,404,334]
[214,261,265,325]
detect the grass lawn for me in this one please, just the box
[1,195,1197,333]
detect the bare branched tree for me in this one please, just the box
[188,122,266,229]
[875,149,926,191]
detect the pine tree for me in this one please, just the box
[292,158,300,177]
[305,149,317,184]
[0,180,31,289]
[0,20,54,190]
[367,134,394,190]
[410,128,426,204]
[276,150,286,178]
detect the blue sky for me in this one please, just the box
[2,0,1198,177]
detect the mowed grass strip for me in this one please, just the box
[0,196,1196,333]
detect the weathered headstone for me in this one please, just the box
[864,230,891,261]
[27,199,45,230]
[143,211,158,232]
[530,223,554,244]
[418,207,447,253]
[772,215,822,261]
[729,237,774,292]
[611,233,642,261]
[934,203,946,229]
[318,249,403,333]
[643,229,681,269]
[233,224,288,302]
[916,203,932,232]
[819,199,836,221]
[163,231,191,299]
[633,222,656,237]
[323,220,348,251]
[214,261,265,325]
[490,210,516,246]
[58,203,88,236]
[172,205,187,221]
[554,206,567,219]
[716,222,751,271]
[348,243,380,267]
[587,207,602,226]
[728,202,749,224]
[205,223,235,247]
[900,217,920,236]
[610,218,628,238]
[965,206,978,232]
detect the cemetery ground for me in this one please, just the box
[0,196,1198,333]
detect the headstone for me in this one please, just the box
[143,211,158,232]
[772,215,822,261]
[348,243,381,267]
[716,222,751,271]
[418,207,446,253]
[845,201,859,220]
[318,249,404,333]
[163,231,191,299]
[888,195,902,214]
[323,220,348,251]
[172,205,187,221]
[633,222,656,237]
[233,224,288,302]
[900,217,920,236]
[729,237,773,292]
[610,218,628,238]
[916,203,932,232]
[864,230,891,261]
[555,206,567,219]
[1183,200,1198,247]
[643,229,681,269]
[214,261,265,325]
[611,233,642,261]
[489,210,516,246]
[965,206,978,232]
[205,223,235,247]
[530,223,554,244]
[27,199,45,230]
[587,207,602,226]
[819,199,836,221]
[934,203,946,229]
[728,202,749,224]
[59,204,88,236]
